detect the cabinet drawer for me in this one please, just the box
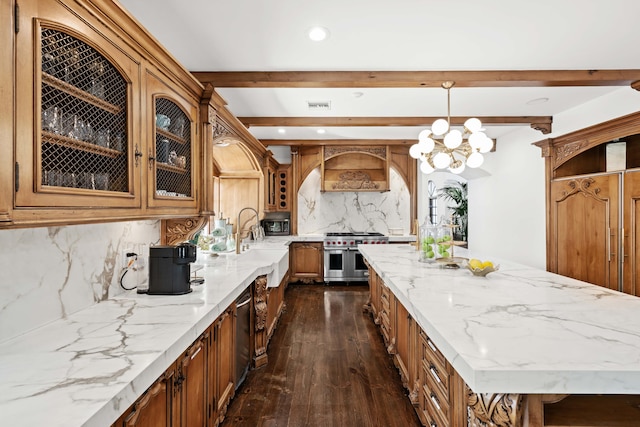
[422,357,449,398]
[423,361,450,420]
[421,330,446,367]
[422,383,449,427]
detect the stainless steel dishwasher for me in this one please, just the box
[235,288,252,389]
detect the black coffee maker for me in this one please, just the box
[147,243,197,295]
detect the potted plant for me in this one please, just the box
[438,180,468,242]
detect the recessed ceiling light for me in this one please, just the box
[353,91,364,98]
[278,128,286,134]
[526,97,549,106]
[317,129,326,134]
[308,26,329,42]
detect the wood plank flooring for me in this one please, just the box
[221,285,422,427]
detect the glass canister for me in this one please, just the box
[418,217,439,262]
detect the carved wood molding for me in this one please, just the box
[555,178,604,202]
[254,275,268,333]
[554,139,590,165]
[467,390,524,427]
[212,117,237,142]
[324,146,387,160]
[332,171,380,190]
[162,216,208,245]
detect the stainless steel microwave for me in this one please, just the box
[261,212,290,236]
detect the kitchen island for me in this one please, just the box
[360,244,640,426]
[0,242,289,427]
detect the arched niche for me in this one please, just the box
[211,136,264,234]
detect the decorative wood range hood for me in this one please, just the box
[321,146,390,192]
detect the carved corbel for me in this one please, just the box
[467,390,524,427]
[253,275,269,367]
[162,216,208,245]
[631,80,640,91]
[531,121,552,134]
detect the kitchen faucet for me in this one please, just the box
[236,207,261,253]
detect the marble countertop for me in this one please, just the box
[360,244,640,394]
[0,245,289,427]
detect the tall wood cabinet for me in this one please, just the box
[535,114,640,295]
[7,0,203,228]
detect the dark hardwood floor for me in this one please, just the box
[221,284,422,427]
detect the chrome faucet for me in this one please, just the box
[236,207,261,254]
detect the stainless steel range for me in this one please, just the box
[323,232,388,283]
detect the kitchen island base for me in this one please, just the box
[364,252,640,427]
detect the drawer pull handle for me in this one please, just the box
[430,393,441,410]
[427,338,437,353]
[430,423,438,427]
[429,365,442,383]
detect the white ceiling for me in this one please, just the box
[118,0,640,143]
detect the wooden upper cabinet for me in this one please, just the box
[6,0,204,228]
[623,170,640,296]
[144,67,199,212]
[14,1,143,210]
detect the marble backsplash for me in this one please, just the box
[0,220,160,343]
[297,167,410,235]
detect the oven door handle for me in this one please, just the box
[347,247,359,251]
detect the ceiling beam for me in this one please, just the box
[241,116,553,134]
[239,116,552,127]
[261,139,415,146]
[193,70,640,88]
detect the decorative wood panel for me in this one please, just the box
[550,175,619,289]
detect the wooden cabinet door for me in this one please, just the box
[209,306,235,426]
[177,334,208,427]
[289,242,323,282]
[120,367,176,427]
[623,170,640,296]
[143,67,199,213]
[14,0,142,210]
[550,174,620,290]
[0,0,13,223]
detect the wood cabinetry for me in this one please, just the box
[289,242,324,283]
[535,114,640,295]
[367,268,466,427]
[176,333,208,427]
[0,0,13,223]
[114,367,176,427]
[263,153,290,213]
[321,146,390,192]
[112,305,235,427]
[208,305,235,427]
[7,0,203,228]
[144,67,199,212]
[276,165,291,211]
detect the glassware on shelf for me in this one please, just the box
[42,106,62,134]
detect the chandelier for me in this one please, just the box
[409,81,493,175]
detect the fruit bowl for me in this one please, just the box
[467,264,500,277]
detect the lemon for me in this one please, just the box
[481,260,494,269]
[469,259,482,270]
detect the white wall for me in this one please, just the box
[467,87,640,269]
